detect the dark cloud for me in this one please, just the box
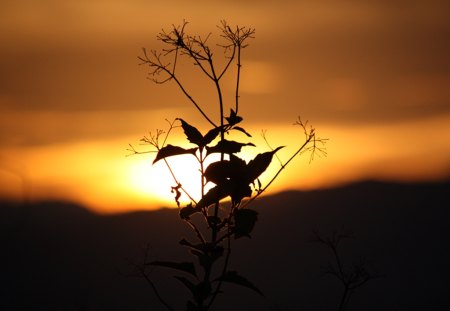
[1,0,450,146]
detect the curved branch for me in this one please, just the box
[140,268,175,311]
[158,64,217,127]
[241,129,316,209]
[218,45,236,81]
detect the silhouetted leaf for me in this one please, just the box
[229,182,252,205]
[204,161,231,184]
[190,246,224,268]
[174,276,196,294]
[196,185,230,209]
[180,204,200,219]
[246,146,284,182]
[202,126,222,146]
[190,250,211,269]
[153,144,197,164]
[228,154,248,172]
[178,118,204,146]
[232,126,252,137]
[233,209,258,238]
[179,238,195,248]
[204,156,247,185]
[225,108,243,125]
[214,271,264,296]
[149,261,197,277]
[206,139,255,155]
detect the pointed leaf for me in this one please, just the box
[233,209,258,238]
[149,261,197,277]
[232,126,252,137]
[153,144,197,164]
[180,204,200,219]
[177,118,204,146]
[225,108,243,125]
[206,139,255,155]
[190,246,224,268]
[214,271,264,296]
[179,238,207,252]
[246,146,284,182]
[196,185,230,209]
[202,126,222,146]
[179,238,196,248]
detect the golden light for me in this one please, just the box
[125,141,288,209]
[127,153,206,207]
[2,116,449,214]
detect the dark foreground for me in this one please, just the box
[1,180,449,310]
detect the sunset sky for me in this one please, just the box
[1,0,449,213]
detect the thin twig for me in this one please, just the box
[207,225,232,309]
[133,246,175,311]
[241,127,315,208]
[185,219,206,244]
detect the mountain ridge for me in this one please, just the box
[1,180,449,310]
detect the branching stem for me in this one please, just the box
[133,21,324,311]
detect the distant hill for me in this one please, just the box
[1,180,449,310]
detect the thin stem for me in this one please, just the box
[207,52,225,245]
[139,49,217,127]
[343,289,354,311]
[163,158,197,204]
[136,247,175,311]
[331,245,346,286]
[338,286,349,311]
[186,41,215,81]
[207,226,232,309]
[241,132,315,208]
[162,66,217,127]
[185,219,206,244]
[218,45,236,80]
[199,150,205,198]
[211,202,220,243]
[235,44,242,114]
[141,272,175,311]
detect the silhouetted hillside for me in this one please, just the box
[1,180,449,310]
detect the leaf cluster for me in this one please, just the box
[154,116,282,221]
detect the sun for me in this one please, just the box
[125,144,289,210]
[127,153,212,207]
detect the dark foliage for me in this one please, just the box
[129,20,326,310]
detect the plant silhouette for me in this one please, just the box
[129,20,326,311]
[311,229,381,311]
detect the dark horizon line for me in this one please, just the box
[1,177,449,216]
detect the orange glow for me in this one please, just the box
[2,1,450,213]
[1,114,449,214]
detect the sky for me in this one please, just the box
[1,0,449,213]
